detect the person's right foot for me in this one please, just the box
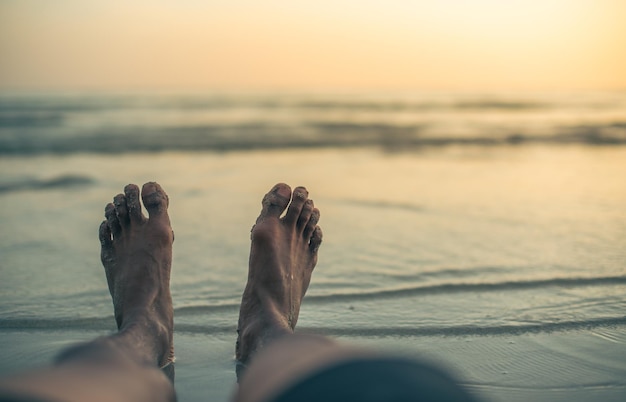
[236,183,323,363]
[99,182,175,368]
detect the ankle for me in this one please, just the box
[236,310,292,364]
[116,313,172,365]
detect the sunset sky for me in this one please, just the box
[1,0,625,91]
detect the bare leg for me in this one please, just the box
[98,182,175,369]
[236,183,323,365]
[234,184,376,402]
[0,183,176,402]
[234,184,478,402]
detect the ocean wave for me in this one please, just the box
[0,112,64,128]
[1,121,625,155]
[288,99,552,111]
[302,316,626,337]
[0,175,94,193]
[305,276,626,303]
[170,275,626,314]
[0,95,556,114]
[1,276,624,335]
[1,91,625,154]
[2,316,624,337]
[1,93,623,121]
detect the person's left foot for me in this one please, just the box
[99,182,175,368]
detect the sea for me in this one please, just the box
[0,90,625,401]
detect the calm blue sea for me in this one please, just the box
[0,91,625,401]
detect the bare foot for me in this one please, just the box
[236,183,323,364]
[99,182,175,368]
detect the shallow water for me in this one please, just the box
[1,147,625,330]
[1,91,625,401]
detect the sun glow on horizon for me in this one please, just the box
[1,0,625,91]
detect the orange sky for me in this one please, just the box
[1,0,625,91]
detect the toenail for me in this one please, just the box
[295,191,307,199]
[275,186,291,198]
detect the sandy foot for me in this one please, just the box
[99,182,175,368]
[236,183,323,363]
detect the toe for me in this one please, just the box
[99,220,116,293]
[259,183,291,220]
[124,184,144,223]
[303,208,320,239]
[310,226,323,253]
[284,186,308,225]
[105,203,121,236]
[113,193,128,226]
[99,220,114,263]
[296,199,314,230]
[141,182,169,219]
[99,220,113,248]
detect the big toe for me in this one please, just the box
[259,183,292,220]
[284,186,309,225]
[124,184,144,223]
[141,182,169,219]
